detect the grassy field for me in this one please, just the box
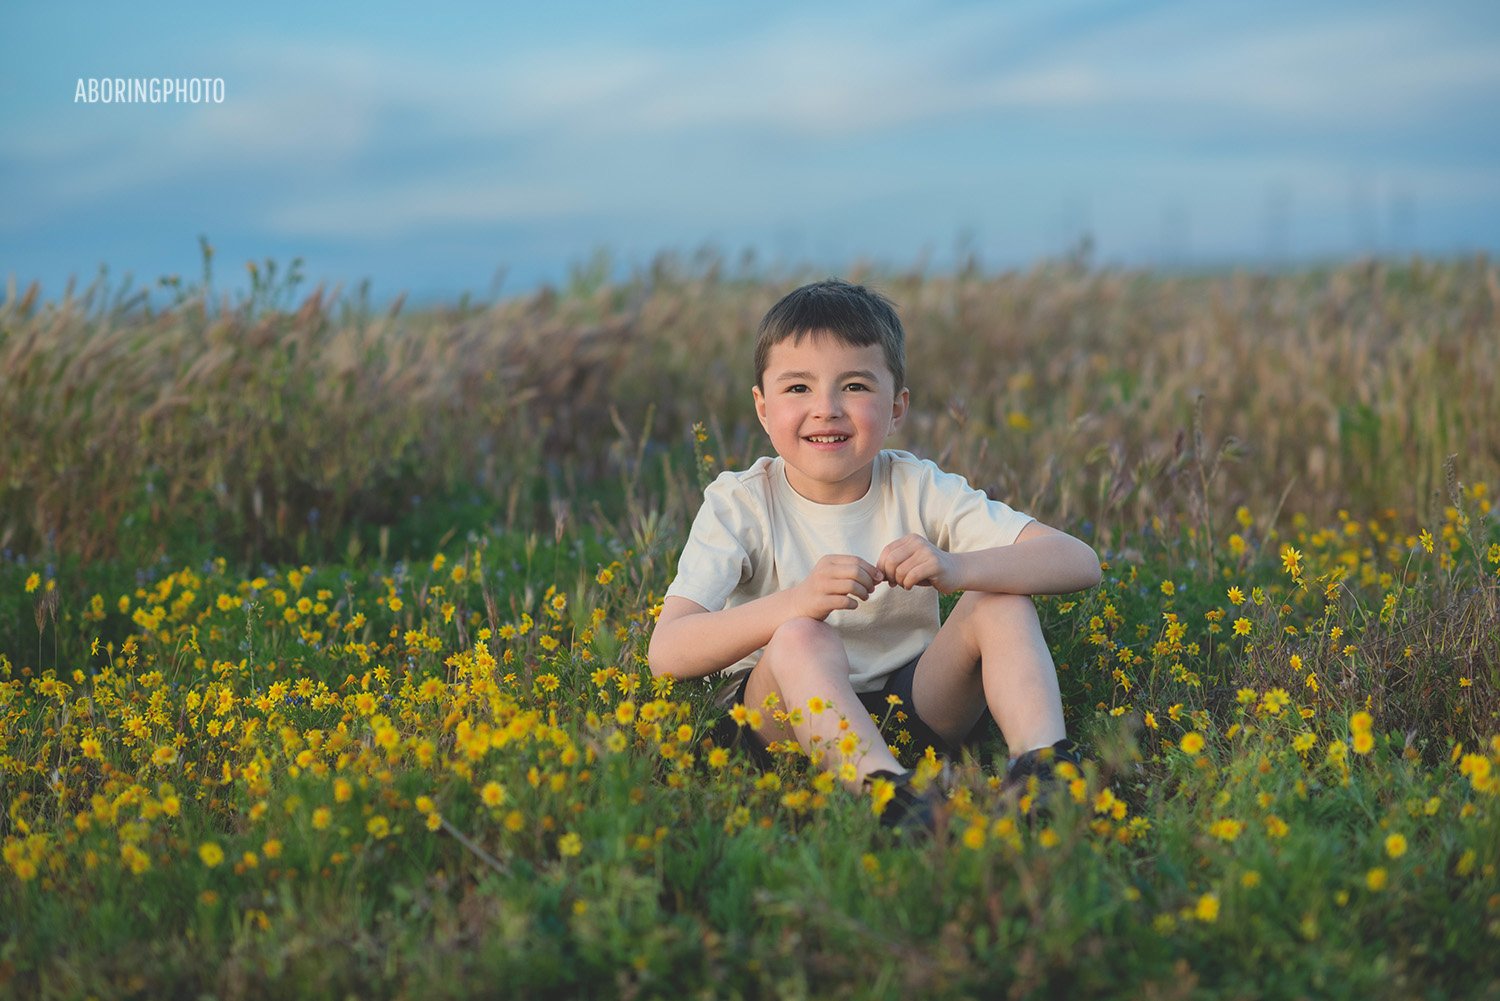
[2,253,1499,999]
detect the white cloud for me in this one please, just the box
[190,70,379,163]
[10,1,1497,245]
[7,42,391,223]
[1007,7,1500,125]
[265,175,583,238]
[258,6,1500,239]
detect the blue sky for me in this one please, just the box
[4,0,1498,304]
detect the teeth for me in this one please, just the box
[807,435,847,443]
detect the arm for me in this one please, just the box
[647,593,798,681]
[877,520,1101,596]
[648,554,882,680]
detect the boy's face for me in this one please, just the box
[752,332,908,504]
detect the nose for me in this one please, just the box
[812,389,843,419]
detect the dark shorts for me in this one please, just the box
[726,654,989,767]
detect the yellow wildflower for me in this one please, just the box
[1209,818,1243,842]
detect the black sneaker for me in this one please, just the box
[999,738,1084,816]
[865,768,944,835]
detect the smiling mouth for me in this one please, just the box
[804,434,849,443]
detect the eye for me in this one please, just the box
[844,382,870,392]
[785,384,809,394]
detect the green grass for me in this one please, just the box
[2,256,1499,999]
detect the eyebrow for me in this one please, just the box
[772,369,880,383]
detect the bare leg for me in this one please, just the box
[740,617,904,787]
[909,592,1066,755]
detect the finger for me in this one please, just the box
[878,537,914,566]
[897,554,934,589]
[829,556,877,584]
[840,563,878,591]
[817,572,867,599]
[888,553,913,588]
[887,537,932,577]
[875,547,906,582]
[894,533,928,553]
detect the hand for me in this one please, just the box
[877,534,961,593]
[794,554,883,620]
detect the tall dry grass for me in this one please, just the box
[2,254,1496,561]
[622,257,1500,548]
[0,276,635,560]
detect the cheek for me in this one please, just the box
[759,404,791,434]
[766,399,798,422]
[856,399,895,426]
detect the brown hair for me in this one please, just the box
[753,279,906,390]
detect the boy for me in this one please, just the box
[648,279,1101,827]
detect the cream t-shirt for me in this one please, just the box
[664,449,1033,699]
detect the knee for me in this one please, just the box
[763,618,847,682]
[966,592,1041,634]
[766,616,840,659]
[974,591,1036,617]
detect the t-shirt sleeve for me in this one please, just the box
[922,460,1034,551]
[664,473,759,611]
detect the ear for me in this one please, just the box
[752,384,769,431]
[889,387,909,431]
